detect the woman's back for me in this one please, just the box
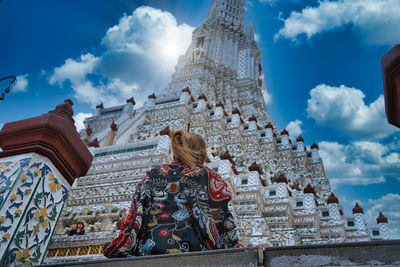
[103,130,238,258]
[139,162,209,255]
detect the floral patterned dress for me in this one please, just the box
[103,162,239,257]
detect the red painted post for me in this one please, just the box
[382,44,400,128]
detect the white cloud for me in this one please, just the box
[286,119,302,137]
[59,77,136,107]
[387,135,400,151]
[260,74,272,105]
[365,193,400,239]
[254,33,260,43]
[49,54,100,86]
[102,6,193,70]
[49,53,121,106]
[49,6,194,108]
[263,87,272,105]
[275,0,400,46]
[306,84,398,140]
[73,112,93,132]
[319,140,400,186]
[12,74,29,93]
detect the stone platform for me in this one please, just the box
[36,240,400,267]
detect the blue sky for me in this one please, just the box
[1,0,399,238]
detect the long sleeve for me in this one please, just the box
[103,176,149,258]
[186,181,223,250]
[214,205,239,248]
[204,167,239,248]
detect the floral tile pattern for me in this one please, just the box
[0,153,70,266]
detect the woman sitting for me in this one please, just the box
[103,130,239,257]
[68,221,85,236]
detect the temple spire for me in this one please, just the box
[246,23,254,40]
[206,0,245,31]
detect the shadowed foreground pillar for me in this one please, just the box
[0,100,93,266]
[382,44,400,128]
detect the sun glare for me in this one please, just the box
[160,41,180,63]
